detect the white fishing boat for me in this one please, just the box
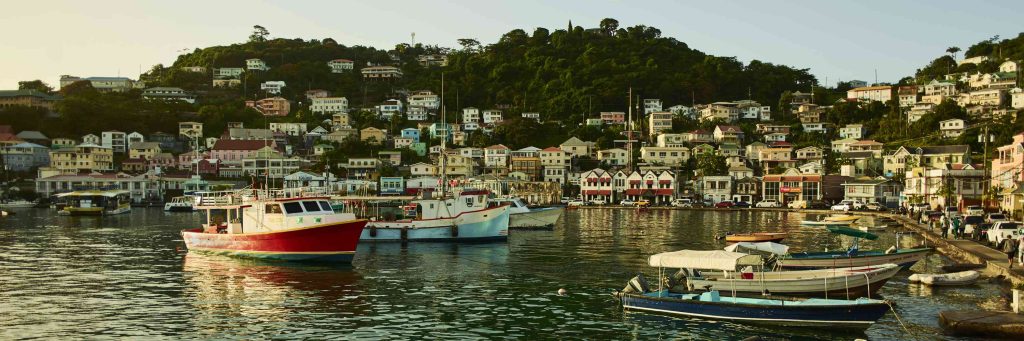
[0,200,35,208]
[909,270,980,286]
[55,190,132,216]
[491,197,563,228]
[356,189,511,242]
[164,196,196,212]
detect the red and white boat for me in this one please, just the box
[181,187,366,262]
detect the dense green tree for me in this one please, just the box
[695,153,728,176]
[17,80,53,93]
[249,25,270,43]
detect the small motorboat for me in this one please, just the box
[614,250,892,329]
[0,210,12,216]
[823,214,860,222]
[800,219,853,226]
[164,196,196,212]
[491,197,564,229]
[724,232,788,243]
[909,270,980,286]
[778,227,931,269]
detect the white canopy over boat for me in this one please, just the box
[648,250,762,271]
[724,242,790,255]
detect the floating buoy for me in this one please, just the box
[558,288,567,296]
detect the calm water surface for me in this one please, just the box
[0,208,1009,340]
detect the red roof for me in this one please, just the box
[0,125,12,134]
[716,125,742,133]
[762,175,822,182]
[583,190,610,195]
[485,144,509,150]
[212,139,275,151]
[542,147,562,152]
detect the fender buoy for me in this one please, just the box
[450,224,459,237]
[369,225,377,237]
[400,227,408,240]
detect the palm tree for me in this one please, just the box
[946,47,961,60]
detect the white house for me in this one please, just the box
[261,81,286,94]
[839,124,865,139]
[408,91,439,109]
[643,99,663,114]
[101,131,127,153]
[580,168,613,203]
[376,99,403,119]
[699,175,733,204]
[462,107,481,123]
[246,58,269,71]
[311,97,349,114]
[764,133,787,143]
[327,59,354,73]
[939,119,965,138]
[847,85,892,102]
[483,110,503,124]
[597,148,629,166]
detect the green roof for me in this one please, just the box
[0,89,60,100]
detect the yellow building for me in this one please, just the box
[47,143,114,174]
[360,127,387,145]
[128,142,162,160]
[0,90,60,111]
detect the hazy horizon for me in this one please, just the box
[2,0,1022,91]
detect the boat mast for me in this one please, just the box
[440,72,448,198]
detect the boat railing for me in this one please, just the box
[195,187,337,207]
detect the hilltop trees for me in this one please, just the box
[249,25,270,43]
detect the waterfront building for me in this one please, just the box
[580,168,613,203]
[44,143,114,175]
[841,177,904,207]
[883,145,970,178]
[904,164,985,209]
[379,177,405,195]
[699,175,733,204]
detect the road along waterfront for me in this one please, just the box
[0,207,1010,339]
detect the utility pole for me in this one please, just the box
[627,88,633,173]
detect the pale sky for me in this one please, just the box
[2,0,1022,89]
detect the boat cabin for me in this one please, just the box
[196,190,357,234]
[405,189,492,220]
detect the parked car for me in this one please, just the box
[733,201,751,208]
[672,198,693,208]
[559,197,572,204]
[831,200,863,211]
[787,200,807,209]
[567,199,586,207]
[636,199,651,207]
[590,198,607,206]
[944,206,960,219]
[864,202,886,211]
[986,213,1008,224]
[714,201,735,209]
[755,200,781,208]
[619,199,636,206]
[910,203,931,213]
[965,205,985,216]
[987,221,1021,247]
[961,215,985,237]
[919,210,943,224]
[807,200,830,209]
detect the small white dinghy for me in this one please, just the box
[908,270,980,286]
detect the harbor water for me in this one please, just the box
[0,208,1009,339]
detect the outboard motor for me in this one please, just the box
[620,274,651,295]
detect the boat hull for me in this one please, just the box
[59,205,131,216]
[620,293,890,328]
[687,264,900,298]
[361,205,509,242]
[725,233,787,243]
[800,220,853,226]
[0,202,35,208]
[778,248,931,269]
[509,207,563,228]
[181,219,367,262]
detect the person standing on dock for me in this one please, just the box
[1005,237,1019,269]
[940,215,949,239]
[952,216,962,239]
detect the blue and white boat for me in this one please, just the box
[778,226,931,269]
[359,189,510,242]
[491,197,563,228]
[615,250,892,328]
